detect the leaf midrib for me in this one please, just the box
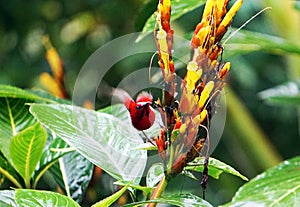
[5,97,16,136]
[25,134,35,188]
[270,184,300,206]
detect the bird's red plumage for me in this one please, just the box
[113,89,155,130]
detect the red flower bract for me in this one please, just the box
[154,0,243,175]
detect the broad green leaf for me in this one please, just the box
[30,104,147,184]
[0,86,68,162]
[0,88,55,189]
[48,150,93,203]
[184,157,248,181]
[222,156,300,207]
[33,113,93,202]
[123,193,213,207]
[260,95,300,105]
[28,88,71,104]
[99,104,162,139]
[99,104,130,124]
[137,0,206,42]
[225,29,300,57]
[258,81,300,106]
[0,152,23,188]
[9,123,47,188]
[92,180,133,207]
[0,190,17,207]
[0,98,36,161]
[15,189,80,207]
[146,163,164,188]
[33,133,70,188]
[0,85,55,103]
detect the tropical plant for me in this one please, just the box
[1,0,300,206]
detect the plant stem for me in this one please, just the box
[0,167,23,189]
[147,174,169,207]
[261,0,300,79]
[261,0,300,135]
[166,145,174,175]
[33,160,57,189]
[226,87,282,170]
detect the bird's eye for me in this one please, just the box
[136,102,150,110]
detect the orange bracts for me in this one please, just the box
[41,35,69,99]
[154,0,243,175]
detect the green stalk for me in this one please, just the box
[225,1,300,170]
[147,139,173,206]
[0,167,23,188]
[261,0,300,79]
[261,1,300,135]
[33,160,57,189]
[147,174,169,207]
[166,145,174,175]
[226,87,282,170]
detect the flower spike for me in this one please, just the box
[153,0,243,176]
[154,0,176,106]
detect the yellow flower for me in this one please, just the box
[154,0,243,175]
[40,35,69,98]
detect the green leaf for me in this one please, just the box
[28,88,71,104]
[9,123,47,188]
[114,180,153,195]
[0,190,17,207]
[0,98,37,161]
[123,193,213,207]
[184,157,248,181]
[0,152,23,188]
[0,86,68,163]
[31,110,93,202]
[146,163,164,188]
[137,0,206,42]
[182,170,198,181]
[99,104,130,123]
[15,189,80,207]
[59,153,93,202]
[92,180,133,207]
[30,104,147,184]
[134,0,158,31]
[33,134,70,188]
[99,104,161,139]
[133,143,157,151]
[258,81,300,106]
[48,151,93,203]
[225,29,300,57]
[222,156,300,207]
[261,95,300,105]
[0,85,56,103]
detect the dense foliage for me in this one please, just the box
[0,0,300,206]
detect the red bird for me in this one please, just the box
[113,89,156,131]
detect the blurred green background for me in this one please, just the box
[1,0,299,206]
